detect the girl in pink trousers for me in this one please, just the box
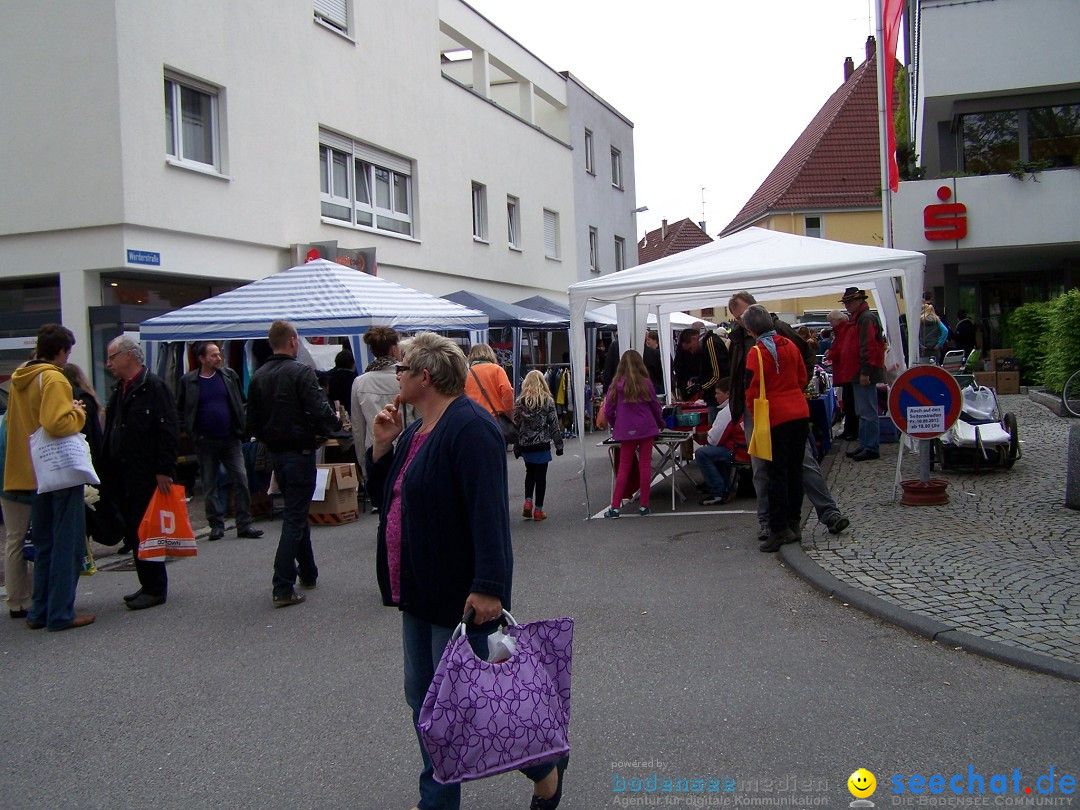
[602,349,664,517]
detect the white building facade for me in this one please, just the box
[891,0,1080,343]
[0,0,637,386]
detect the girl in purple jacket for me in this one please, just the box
[602,349,665,517]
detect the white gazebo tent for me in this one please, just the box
[567,228,925,508]
[139,260,488,373]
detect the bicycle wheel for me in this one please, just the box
[1064,369,1080,418]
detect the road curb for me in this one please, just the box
[779,543,1080,683]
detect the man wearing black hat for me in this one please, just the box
[840,288,886,461]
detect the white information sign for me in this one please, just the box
[906,405,945,435]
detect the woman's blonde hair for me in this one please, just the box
[517,369,553,411]
[611,349,651,403]
[467,343,497,364]
[399,332,468,396]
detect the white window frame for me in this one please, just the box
[804,215,823,238]
[588,227,599,272]
[611,147,622,189]
[507,195,521,249]
[319,130,414,237]
[472,182,488,242]
[164,73,222,173]
[584,129,595,175]
[314,0,349,34]
[614,236,626,272]
[543,209,560,260]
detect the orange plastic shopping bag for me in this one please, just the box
[137,485,198,560]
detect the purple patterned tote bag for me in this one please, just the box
[418,612,574,785]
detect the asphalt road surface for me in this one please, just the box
[1,449,1075,809]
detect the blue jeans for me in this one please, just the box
[402,612,555,810]
[197,437,253,532]
[28,485,86,629]
[270,450,318,598]
[695,444,734,497]
[852,381,880,453]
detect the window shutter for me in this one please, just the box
[544,210,558,257]
[319,128,352,153]
[354,142,411,176]
[314,0,348,30]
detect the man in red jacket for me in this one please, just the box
[839,288,886,461]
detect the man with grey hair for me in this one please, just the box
[103,334,179,610]
[727,292,850,541]
[247,320,341,608]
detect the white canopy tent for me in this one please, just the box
[568,227,926,441]
[140,259,488,373]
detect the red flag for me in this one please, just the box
[883,0,904,192]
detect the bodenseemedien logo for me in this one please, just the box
[849,768,877,808]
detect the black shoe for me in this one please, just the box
[839,431,859,441]
[299,578,317,590]
[759,527,797,553]
[826,515,851,535]
[208,528,225,542]
[123,589,144,603]
[531,755,569,810]
[852,449,880,462]
[116,543,134,555]
[237,526,264,538]
[127,593,166,611]
[845,447,865,458]
[757,524,770,541]
[272,590,306,608]
[9,609,28,619]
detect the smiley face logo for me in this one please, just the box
[848,768,877,798]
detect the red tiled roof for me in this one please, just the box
[720,53,895,237]
[637,217,713,265]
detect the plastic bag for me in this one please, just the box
[486,628,517,663]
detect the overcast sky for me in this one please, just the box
[465,0,877,241]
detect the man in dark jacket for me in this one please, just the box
[103,336,180,611]
[697,326,730,419]
[727,291,850,541]
[177,342,262,542]
[246,321,341,608]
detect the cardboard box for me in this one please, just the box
[309,463,359,522]
[995,356,1019,372]
[989,349,1014,367]
[973,372,998,389]
[996,371,1020,395]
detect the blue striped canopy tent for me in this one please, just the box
[139,259,488,372]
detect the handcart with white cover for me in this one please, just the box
[934,385,1020,470]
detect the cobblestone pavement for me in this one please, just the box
[792,393,1080,675]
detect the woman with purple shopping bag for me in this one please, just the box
[367,332,570,810]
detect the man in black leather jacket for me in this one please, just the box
[103,336,180,611]
[246,321,341,608]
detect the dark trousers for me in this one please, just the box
[123,485,167,597]
[766,419,807,534]
[841,382,859,436]
[197,437,253,532]
[524,462,549,507]
[270,450,318,598]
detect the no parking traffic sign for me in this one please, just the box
[888,365,962,439]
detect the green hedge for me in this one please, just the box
[1005,289,1080,394]
[1042,289,1080,395]
[1005,300,1054,385]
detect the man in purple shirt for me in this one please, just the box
[177,342,263,541]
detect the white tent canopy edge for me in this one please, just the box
[567,228,926,483]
